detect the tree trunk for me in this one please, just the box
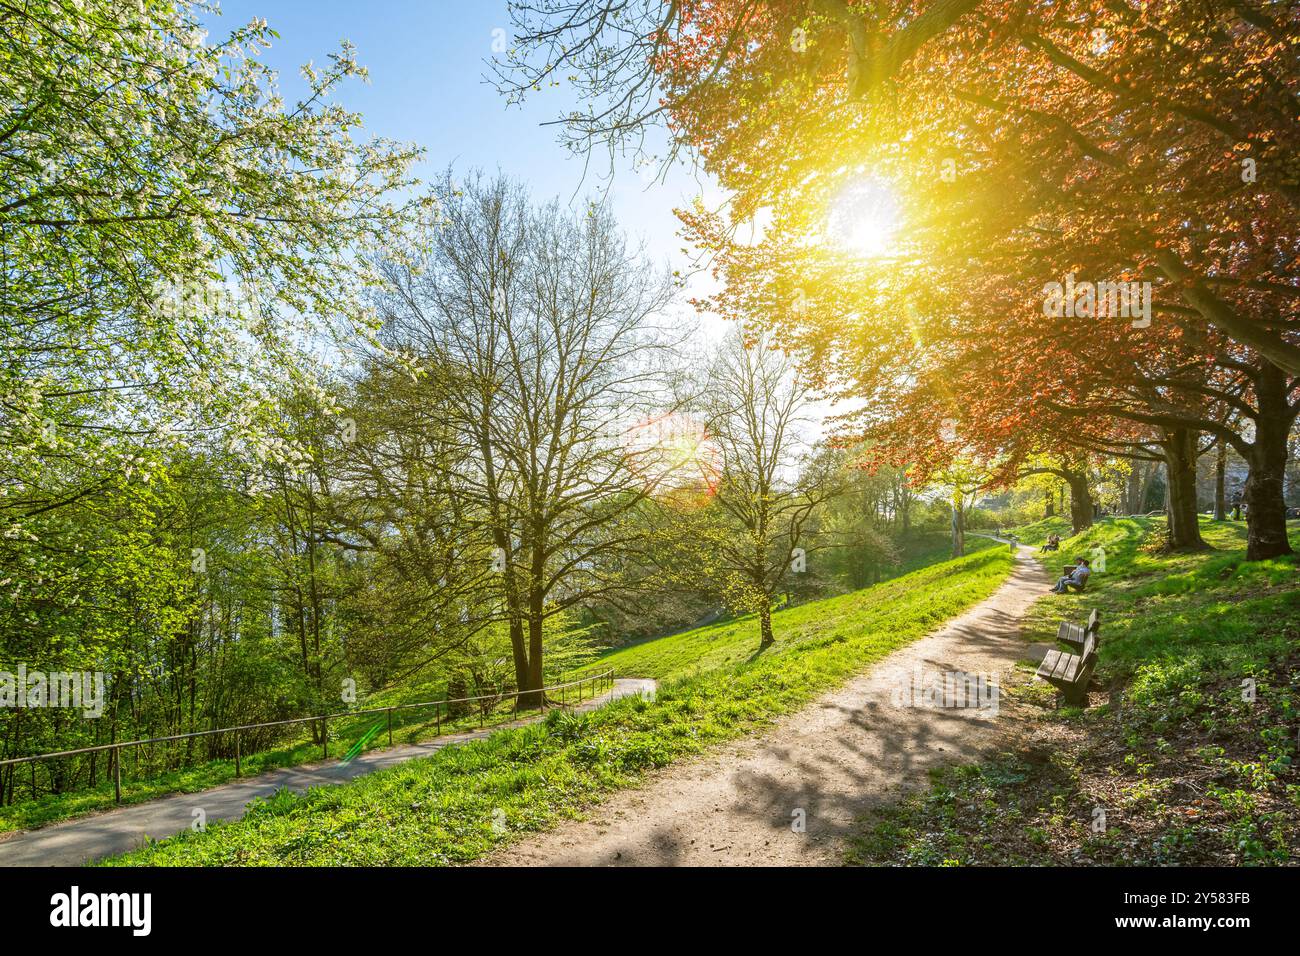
[1044,487,1054,517]
[1125,462,1142,514]
[951,500,966,557]
[1065,469,1093,535]
[517,608,546,710]
[1242,361,1295,561]
[1214,439,1227,521]
[508,618,537,709]
[1163,427,1207,551]
[758,603,774,649]
[1139,461,1159,513]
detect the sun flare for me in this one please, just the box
[825,176,902,259]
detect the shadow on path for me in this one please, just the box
[483,546,1055,867]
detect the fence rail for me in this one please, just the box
[0,668,616,804]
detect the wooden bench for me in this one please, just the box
[1036,629,1098,706]
[1055,609,1100,652]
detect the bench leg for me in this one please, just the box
[1062,683,1088,706]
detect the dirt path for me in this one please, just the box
[482,545,1054,867]
[0,679,656,867]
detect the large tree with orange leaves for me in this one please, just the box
[498,0,1299,559]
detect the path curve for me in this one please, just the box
[482,546,1054,867]
[0,678,654,867]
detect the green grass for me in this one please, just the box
[899,530,998,572]
[578,533,995,683]
[1019,516,1299,685]
[850,515,1300,866]
[999,514,1073,546]
[1,537,992,838]
[101,542,1014,865]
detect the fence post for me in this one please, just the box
[321,717,328,759]
[436,702,441,736]
[113,746,121,804]
[387,708,393,747]
[235,731,241,777]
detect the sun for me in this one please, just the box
[825,175,902,259]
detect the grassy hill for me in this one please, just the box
[576,536,996,683]
[851,515,1300,866]
[103,541,1013,865]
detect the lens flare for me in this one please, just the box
[621,412,722,494]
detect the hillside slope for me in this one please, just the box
[105,543,1013,865]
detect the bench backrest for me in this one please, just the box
[1086,608,1101,634]
[1081,632,1098,663]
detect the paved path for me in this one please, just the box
[482,546,1054,867]
[0,678,656,867]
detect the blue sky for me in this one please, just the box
[205,0,719,277]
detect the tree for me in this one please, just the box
[816,444,908,587]
[925,457,997,558]
[372,171,675,705]
[501,1,1298,371]
[2,0,430,502]
[1,0,429,795]
[1017,454,1096,535]
[660,329,837,649]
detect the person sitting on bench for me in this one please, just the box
[1039,533,1060,553]
[1051,557,1091,593]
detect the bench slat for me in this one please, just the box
[1050,650,1071,681]
[1037,649,1063,678]
[1060,654,1081,683]
[1059,622,1086,648]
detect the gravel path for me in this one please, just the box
[482,546,1054,867]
